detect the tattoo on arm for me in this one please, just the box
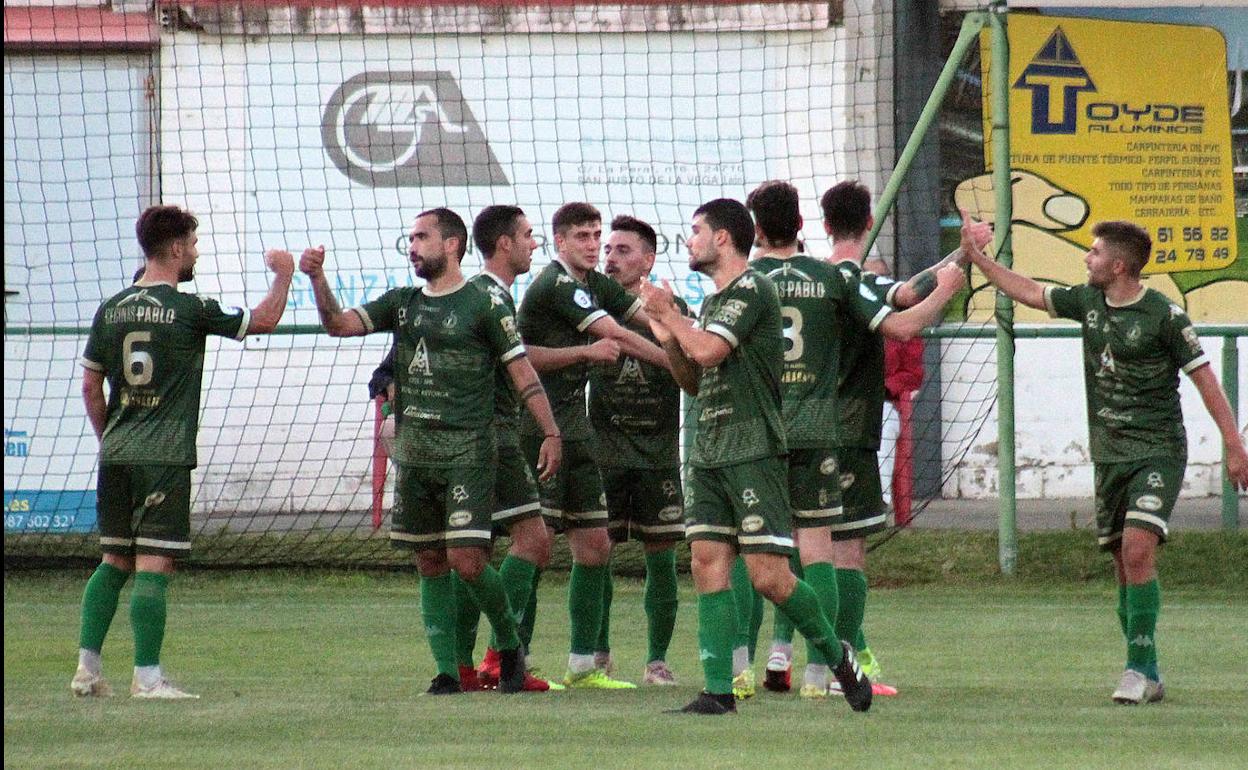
[911,269,938,301]
[519,382,546,402]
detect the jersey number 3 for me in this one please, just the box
[781,307,804,362]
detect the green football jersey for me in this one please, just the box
[470,271,523,435]
[81,281,250,466]
[833,262,896,450]
[589,293,688,469]
[1045,284,1207,463]
[753,253,854,449]
[516,258,642,441]
[356,280,525,467]
[689,268,786,468]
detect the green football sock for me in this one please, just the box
[748,586,765,663]
[644,549,679,662]
[78,562,130,653]
[518,568,541,651]
[497,554,538,652]
[835,567,868,645]
[802,562,840,666]
[730,556,756,650]
[855,628,868,651]
[420,572,458,679]
[568,563,607,656]
[129,571,168,668]
[698,590,737,695]
[451,573,481,666]
[596,566,614,653]
[460,565,520,652]
[1126,579,1161,681]
[1116,584,1129,640]
[777,578,843,667]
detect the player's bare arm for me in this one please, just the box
[643,279,730,369]
[891,216,992,307]
[879,263,965,341]
[585,313,671,371]
[81,368,107,441]
[1188,363,1248,490]
[961,211,1047,311]
[299,245,367,337]
[638,281,701,395]
[526,339,620,373]
[505,357,563,481]
[246,249,296,334]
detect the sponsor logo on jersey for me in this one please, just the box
[1181,325,1201,354]
[487,286,507,307]
[1135,494,1163,512]
[442,313,458,329]
[451,485,470,503]
[819,457,837,475]
[322,71,507,187]
[573,288,592,309]
[741,514,764,532]
[1126,324,1142,343]
[500,315,518,339]
[839,472,856,490]
[713,298,748,326]
[448,510,472,527]
[818,488,830,508]
[736,274,757,291]
[408,338,433,377]
[1096,344,1116,377]
[615,357,647,385]
[659,505,683,522]
[741,488,760,508]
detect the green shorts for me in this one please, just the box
[787,448,843,529]
[521,435,607,531]
[97,464,193,558]
[391,463,495,551]
[829,447,887,541]
[1094,457,1185,551]
[685,456,793,555]
[493,435,542,531]
[601,465,685,544]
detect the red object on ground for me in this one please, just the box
[372,396,386,530]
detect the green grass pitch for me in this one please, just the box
[5,549,1247,769]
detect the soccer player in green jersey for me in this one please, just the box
[641,198,873,715]
[817,181,982,694]
[590,215,687,686]
[301,207,563,695]
[450,205,565,693]
[73,205,294,700]
[516,202,670,689]
[964,215,1248,705]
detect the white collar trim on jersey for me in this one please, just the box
[481,270,510,290]
[421,279,468,297]
[1106,286,1148,308]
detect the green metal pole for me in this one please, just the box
[1222,334,1241,530]
[863,11,987,257]
[989,6,1017,575]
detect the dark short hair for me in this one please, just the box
[610,215,657,255]
[820,181,872,239]
[1091,220,1151,276]
[693,198,754,257]
[746,180,801,248]
[473,205,526,258]
[552,202,601,235]
[136,205,198,258]
[417,207,468,260]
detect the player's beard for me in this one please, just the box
[415,253,447,281]
[178,265,194,282]
[688,243,717,275]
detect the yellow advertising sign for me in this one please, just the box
[987,15,1237,275]
[957,14,1244,322]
